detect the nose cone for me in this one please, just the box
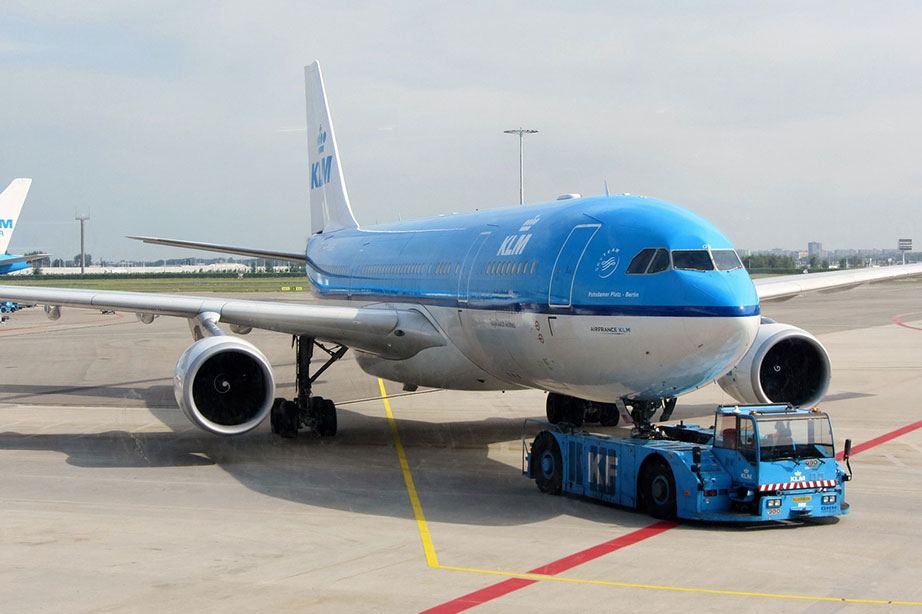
[670,269,761,392]
[679,268,759,317]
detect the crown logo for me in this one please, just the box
[317,125,327,154]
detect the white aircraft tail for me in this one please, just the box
[0,178,32,254]
[305,62,358,235]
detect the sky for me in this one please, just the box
[2,2,921,261]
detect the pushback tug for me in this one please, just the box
[524,404,852,522]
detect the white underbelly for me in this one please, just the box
[427,306,760,402]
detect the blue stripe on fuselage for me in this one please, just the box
[304,195,760,318]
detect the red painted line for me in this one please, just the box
[421,578,538,614]
[425,420,922,613]
[527,520,677,575]
[837,420,922,460]
[892,313,922,331]
[421,520,677,613]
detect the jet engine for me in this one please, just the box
[173,336,275,435]
[718,318,830,408]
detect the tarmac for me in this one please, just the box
[1,282,921,613]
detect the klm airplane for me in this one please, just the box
[0,178,48,275]
[2,62,921,439]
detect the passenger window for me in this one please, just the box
[626,248,656,274]
[672,250,714,271]
[647,249,670,274]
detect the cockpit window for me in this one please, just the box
[626,248,656,274]
[647,248,671,274]
[713,249,743,271]
[672,250,714,271]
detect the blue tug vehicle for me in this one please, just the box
[524,404,852,522]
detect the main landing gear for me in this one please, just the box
[270,335,347,439]
[545,393,678,439]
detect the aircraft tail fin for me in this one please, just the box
[305,62,358,235]
[0,178,32,254]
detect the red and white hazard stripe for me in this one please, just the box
[758,480,837,492]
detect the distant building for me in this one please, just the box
[808,242,823,260]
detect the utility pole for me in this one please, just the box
[504,128,538,205]
[75,213,89,274]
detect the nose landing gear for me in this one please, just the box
[545,393,678,439]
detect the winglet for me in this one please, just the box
[0,178,32,254]
[305,62,358,235]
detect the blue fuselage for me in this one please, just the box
[0,255,29,275]
[305,195,759,318]
[301,195,761,402]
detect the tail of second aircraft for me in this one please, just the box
[0,178,32,254]
[305,62,359,235]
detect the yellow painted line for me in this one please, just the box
[435,565,922,606]
[379,382,921,607]
[379,378,439,567]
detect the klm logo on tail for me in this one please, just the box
[316,124,326,153]
[311,125,333,189]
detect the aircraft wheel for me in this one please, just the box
[531,431,563,495]
[584,402,600,424]
[317,398,337,437]
[546,393,565,424]
[642,458,677,519]
[270,398,285,434]
[598,402,620,426]
[276,400,300,439]
[563,396,585,427]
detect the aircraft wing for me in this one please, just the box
[127,236,306,263]
[0,253,51,266]
[754,263,922,302]
[0,285,445,360]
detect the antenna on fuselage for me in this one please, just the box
[604,180,610,197]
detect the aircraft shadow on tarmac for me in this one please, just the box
[0,390,742,530]
[0,378,297,407]
[0,387,848,530]
[0,380,178,406]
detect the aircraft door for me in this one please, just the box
[457,231,492,303]
[548,224,600,308]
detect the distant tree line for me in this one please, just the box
[744,254,798,273]
[30,256,305,275]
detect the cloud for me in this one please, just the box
[2,2,921,258]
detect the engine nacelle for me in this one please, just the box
[174,336,275,435]
[718,319,830,408]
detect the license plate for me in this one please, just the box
[792,496,811,502]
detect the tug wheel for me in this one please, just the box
[531,431,563,495]
[642,457,677,519]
